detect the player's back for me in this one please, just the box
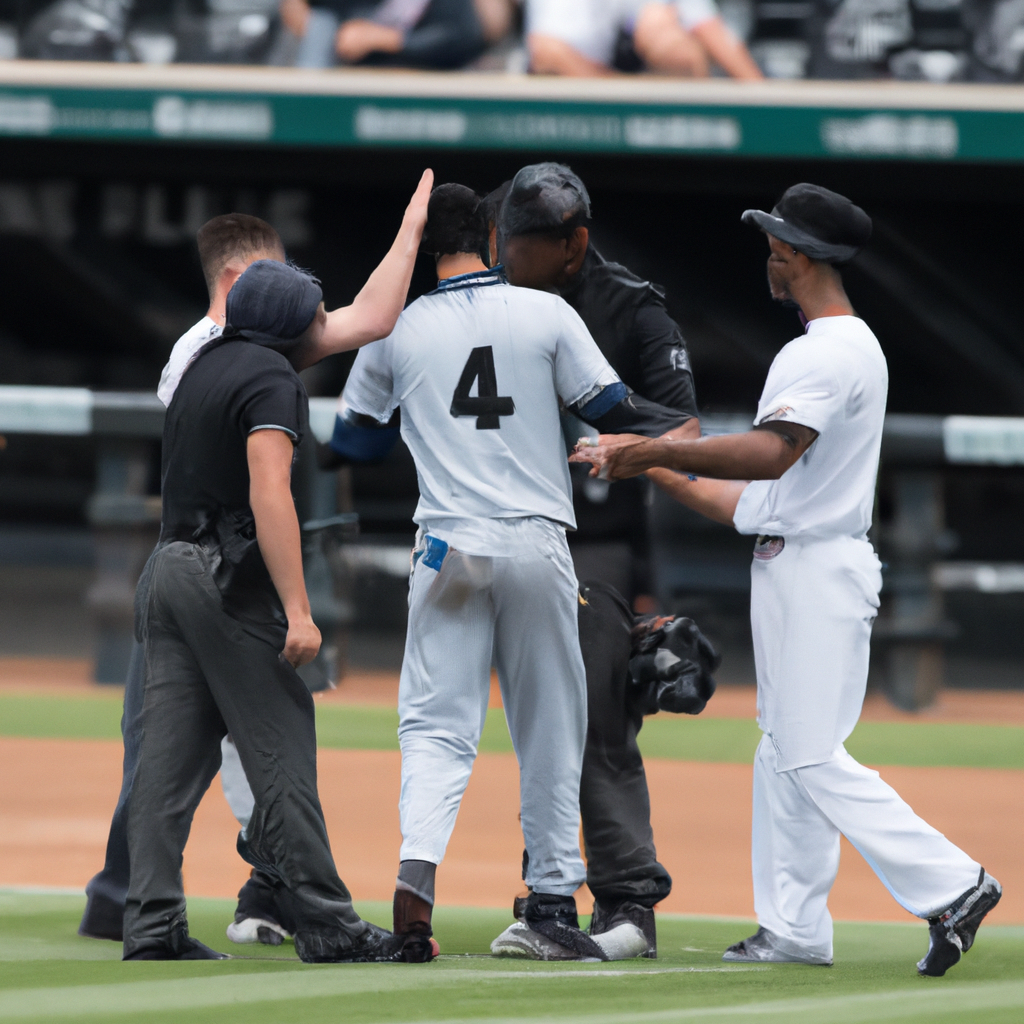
[342,270,618,534]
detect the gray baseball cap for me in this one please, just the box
[742,183,872,264]
[498,163,591,240]
[225,259,323,345]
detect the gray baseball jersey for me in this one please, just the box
[343,267,619,894]
[341,267,620,553]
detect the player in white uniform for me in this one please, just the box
[571,184,1002,976]
[336,184,687,961]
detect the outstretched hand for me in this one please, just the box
[402,168,434,241]
[569,434,653,480]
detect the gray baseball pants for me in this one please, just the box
[124,541,365,958]
[397,519,588,896]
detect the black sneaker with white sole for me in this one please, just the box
[917,869,1002,977]
[522,893,608,961]
[589,900,657,959]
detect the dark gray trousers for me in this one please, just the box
[123,541,364,957]
[577,582,672,909]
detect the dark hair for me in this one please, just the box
[196,214,284,296]
[480,181,512,230]
[420,184,488,261]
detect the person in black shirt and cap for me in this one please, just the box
[124,261,428,963]
[484,163,710,958]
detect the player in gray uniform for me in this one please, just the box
[571,184,1002,976]
[335,184,690,961]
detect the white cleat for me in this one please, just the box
[490,921,599,961]
[590,922,650,961]
[226,916,291,946]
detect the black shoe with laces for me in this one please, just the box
[917,869,1002,977]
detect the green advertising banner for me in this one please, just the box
[0,76,1021,162]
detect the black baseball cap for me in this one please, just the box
[225,259,323,346]
[742,184,872,264]
[498,163,591,241]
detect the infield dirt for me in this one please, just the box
[1,733,1020,925]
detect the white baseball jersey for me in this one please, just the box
[157,316,222,407]
[733,315,888,541]
[527,0,719,65]
[341,268,620,555]
[737,315,980,958]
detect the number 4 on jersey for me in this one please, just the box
[450,346,515,430]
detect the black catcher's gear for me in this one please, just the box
[628,615,720,716]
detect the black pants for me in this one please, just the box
[122,541,365,958]
[79,641,146,938]
[578,581,672,909]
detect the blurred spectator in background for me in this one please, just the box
[751,0,1024,83]
[526,0,763,78]
[280,0,496,68]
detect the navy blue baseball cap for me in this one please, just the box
[225,259,323,345]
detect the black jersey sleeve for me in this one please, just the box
[575,389,691,439]
[631,301,698,419]
[238,363,308,446]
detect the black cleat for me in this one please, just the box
[722,927,832,965]
[917,869,1002,977]
[125,937,229,960]
[521,893,608,961]
[295,921,406,963]
[590,899,657,958]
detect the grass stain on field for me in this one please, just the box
[0,894,1021,1023]
[1,694,1021,770]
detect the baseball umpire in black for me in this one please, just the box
[123,261,418,962]
[489,164,713,957]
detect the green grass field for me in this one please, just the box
[2,693,1021,769]
[0,892,1021,1024]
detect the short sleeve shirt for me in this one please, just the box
[160,338,308,541]
[527,0,719,65]
[341,269,620,550]
[732,316,888,541]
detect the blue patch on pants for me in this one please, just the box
[420,535,449,572]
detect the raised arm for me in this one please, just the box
[313,168,433,358]
[570,420,819,481]
[248,429,320,667]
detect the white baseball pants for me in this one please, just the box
[397,519,588,896]
[750,534,980,961]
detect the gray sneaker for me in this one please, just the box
[722,926,832,966]
[917,869,1002,977]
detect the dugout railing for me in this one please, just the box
[3,385,1024,706]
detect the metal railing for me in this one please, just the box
[3,386,1024,707]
